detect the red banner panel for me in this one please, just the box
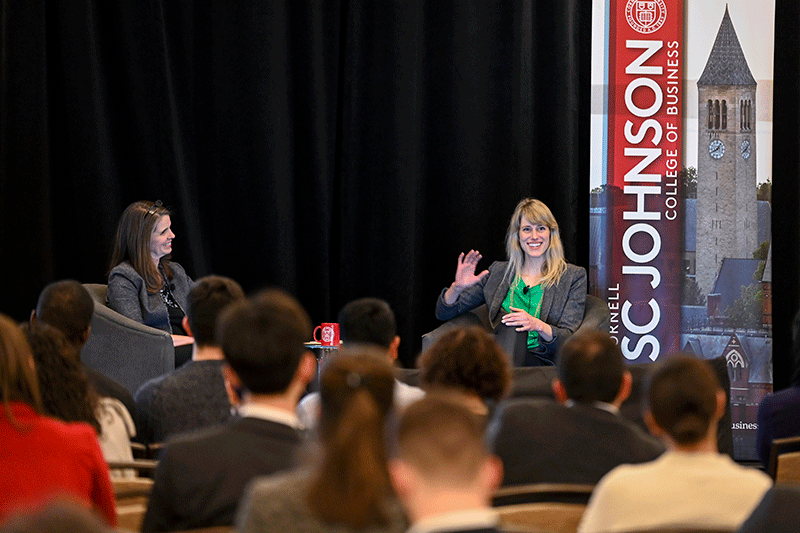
[605,0,683,362]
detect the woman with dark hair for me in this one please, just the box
[236,348,407,533]
[578,354,771,533]
[417,326,511,418]
[23,323,101,433]
[22,323,135,476]
[108,200,194,362]
[0,314,116,525]
[436,198,586,366]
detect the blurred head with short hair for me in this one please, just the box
[390,396,502,524]
[553,330,631,408]
[217,288,313,396]
[186,275,245,347]
[32,280,94,348]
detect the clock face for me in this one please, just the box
[741,139,751,159]
[709,139,725,159]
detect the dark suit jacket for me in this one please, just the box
[436,261,586,365]
[487,398,664,486]
[756,385,800,467]
[736,485,800,533]
[141,416,302,532]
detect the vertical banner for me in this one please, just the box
[604,0,684,363]
[592,0,775,460]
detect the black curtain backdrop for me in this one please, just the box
[0,1,796,374]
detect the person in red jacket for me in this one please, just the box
[0,313,116,527]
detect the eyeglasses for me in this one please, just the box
[145,200,163,217]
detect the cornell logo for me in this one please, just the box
[626,0,667,34]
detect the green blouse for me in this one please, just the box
[502,276,543,350]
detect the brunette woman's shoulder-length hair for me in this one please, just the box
[0,314,43,429]
[504,198,568,288]
[306,347,396,529]
[22,322,101,435]
[109,200,173,293]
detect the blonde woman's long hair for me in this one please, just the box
[504,198,567,288]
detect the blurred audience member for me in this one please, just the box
[31,280,135,421]
[488,330,663,486]
[135,275,245,445]
[0,500,112,533]
[417,326,511,418]
[578,354,771,533]
[22,322,135,474]
[0,314,116,526]
[297,297,423,429]
[736,484,800,533]
[390,396,503,533]
[236,348,407,533]
[756,356,800,467]
[142,289,314,531]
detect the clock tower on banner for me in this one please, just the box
[696,6,757,296]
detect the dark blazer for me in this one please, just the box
[141,416,302,532]
[107,261,192,333]
[756,385,800,467]
[436,261,586,364]
[736,485,800,533]
[487,398,664,486]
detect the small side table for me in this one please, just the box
[304,341,340,390]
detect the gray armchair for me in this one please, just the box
[81,284,174,394]
[421,294,611,357]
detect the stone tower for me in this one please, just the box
[696,6,757,296]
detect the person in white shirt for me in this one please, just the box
[578,353,772,533]
[390,396,504,533]
[297,297,423,429]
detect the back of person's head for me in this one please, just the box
[34,280,94,348]
[417,326,511,403]
[394,396,489,487]
[557,330,625,403]
[187,275,245,347]
[0,500,112,533]
[217,288,312,394]
[646,353,722,446]
[0,314,42,423]
[21,323,100,434]
[308,347,396,529]
[337,298,396,349]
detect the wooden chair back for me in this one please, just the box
[768,434,800,479]
[492,483,594,507]
[497,502,585,533]
[113,476,154,532]
[776,450,800,483]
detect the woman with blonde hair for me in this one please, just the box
[436,198,586,366]
[0,314,116,525]
[236,347,407,533]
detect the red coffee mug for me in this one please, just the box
[313,323,340,347]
